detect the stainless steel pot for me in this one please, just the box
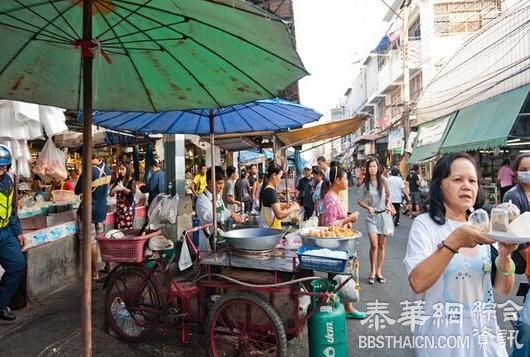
[222,228,284,251]
[299,230,362,257]
[247,213,259,226]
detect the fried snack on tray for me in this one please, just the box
[307,226,356,238]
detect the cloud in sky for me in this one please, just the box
[293,0,387,118]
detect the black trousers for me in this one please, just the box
[392,202,400,225]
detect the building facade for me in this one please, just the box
[342,0,504,164]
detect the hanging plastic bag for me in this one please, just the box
[148,194,180,227]
[178,232,193,271]
[159,194,179,224]
[33,138,67,181]
[333,275,359,303]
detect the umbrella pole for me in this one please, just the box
[209,110,217,251]
[81,1,93,356]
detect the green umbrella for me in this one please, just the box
[0,0,307,110]
[0,1,308,355]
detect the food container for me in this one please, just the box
[297,246,348,273]
[52,190,76,203]
[298,227,361,257]
[222,228,285,251]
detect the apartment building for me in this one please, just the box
[342,0,503,161]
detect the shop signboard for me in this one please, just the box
[416,116,450,147]
[388,129,404,155]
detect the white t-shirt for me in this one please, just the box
[222,179,236,212]
[404,214,507,357]
[387,175,404,203]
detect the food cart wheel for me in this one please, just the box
[205,291,287,357]
[104,267,162,342]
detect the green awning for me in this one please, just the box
[409,113,456,163]
[440,84,530,153]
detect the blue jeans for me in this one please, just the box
[0,227,26,309]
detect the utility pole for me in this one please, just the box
[401,0,411,172]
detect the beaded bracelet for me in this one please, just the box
[495,257,515,276]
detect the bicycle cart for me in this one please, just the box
[100,225,357,356]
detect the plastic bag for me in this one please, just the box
[160,194,179,224]
[379,212,394,236]
[33,138,67,181]
[147,194,179,226]
[468,209,490,233]
[333,275,359,303]
[178,232,193,271]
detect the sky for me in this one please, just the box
[293,0,388,119]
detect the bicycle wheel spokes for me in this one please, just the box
[207,294,286,357]
[105,268,162,342]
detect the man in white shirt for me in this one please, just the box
[388,167,406,226]
[317,156,330,180]
[222,166,240,212]
[196,166,244,251]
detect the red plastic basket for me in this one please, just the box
[97,230,161,263]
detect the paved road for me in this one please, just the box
[0,187,523,356]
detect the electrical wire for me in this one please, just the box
[378,0,403,19]
[416,28,530,113]
[418,1,529,96]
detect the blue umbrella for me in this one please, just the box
[88,98,322,135]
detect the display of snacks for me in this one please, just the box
[307,226,357,238]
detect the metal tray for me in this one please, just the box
[298,227,361,257]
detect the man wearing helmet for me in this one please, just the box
[0,145,25,321]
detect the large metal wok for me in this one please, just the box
[222,228,285,251]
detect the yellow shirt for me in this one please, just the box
[193,174,207,195]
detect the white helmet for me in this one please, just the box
[104,229,125,239]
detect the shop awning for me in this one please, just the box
[276,115,368,148]
[440,84,530,153]
[409,113,456,163]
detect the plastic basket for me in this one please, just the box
[52,190,76,202]
[97,230,161,263]
[297,246,348,273]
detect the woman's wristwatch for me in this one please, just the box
[437,240,458,254]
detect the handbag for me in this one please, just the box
[380,211,394,236]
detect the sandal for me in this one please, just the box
[368,276,375,285]
[376,275,386,284]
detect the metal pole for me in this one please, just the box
[401,0,411,172]
[81,0,93,355]
[209,110,217,251]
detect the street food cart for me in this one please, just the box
[99,225,360,356]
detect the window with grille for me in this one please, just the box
[433,0,501,35]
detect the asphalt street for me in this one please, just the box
[0,187,523,356]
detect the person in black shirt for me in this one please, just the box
[407,165,421,218]
[235,169,252,214]
[296,165,313,219]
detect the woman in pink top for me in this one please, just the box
[498,159,515,199]
[320,166,364,319]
